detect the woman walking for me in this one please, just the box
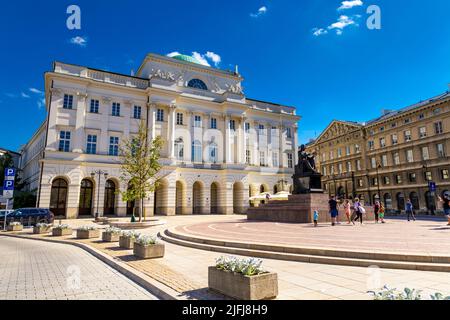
[343,199,352,224]
[374,201,381,223]
[353,198,364,225]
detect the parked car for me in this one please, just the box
[7,208,55,225]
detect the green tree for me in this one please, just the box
[0,153,14,186]
[119,121,164,222]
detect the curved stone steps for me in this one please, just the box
[159,228,450,273]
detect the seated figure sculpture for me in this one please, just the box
[292,145,323,194]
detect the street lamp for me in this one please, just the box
[422,162,435,215]
[91,170,109,219]
[375,162,382,203]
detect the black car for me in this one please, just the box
[7,208,55,225]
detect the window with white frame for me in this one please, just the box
[209,143,218,163]
[133,106,142,119]
[346,146,351,156]
[381,154,388,167]
[337,148,342,158]
[112,102,121,117]
[422,146,430,160]
[371,157,377,169]
[272,152,279,167]
[229,120,236,131]
[368,140,374,150]
[287,153,293,169]
[258,124,265,135]
[356,159,361,171]
[210,118,217,129]
[192,140,202,163]
[338,163,343,174]
[406,149,414,163]
[347,161,352,172]
[286,127,292,138]
[246,149,251,165]
[259,151,266,166]
[194,115,202,128]
[245,123,250,133]
[355,144,360,153]
[393,152,400,165]
[419,126,427,138]
[391,134,398,145]
[322,166,327,176]
[63,94,73,109]
[176,113,184,125]
[404,130,412,142]
[59,131,71,152]
[175,138,184,160]
[109,137,119,156]
[330,150,334,160]
[380,137,386,148]
[156,109,164,122]
[86,135,97,154]
[90,99,99,113]
[437,143,445,158]
[435,122,443,134]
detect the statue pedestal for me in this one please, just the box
[247,193,332,223]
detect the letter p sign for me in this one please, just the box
[4,168,15,179]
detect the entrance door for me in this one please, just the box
[79,179,93,215]
[50,178,68,217]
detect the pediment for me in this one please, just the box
[315,121,361,144]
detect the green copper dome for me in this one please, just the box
[171,54,202,65]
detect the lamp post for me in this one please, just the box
[375,162,382,203]
[423,162,435,215]
[366,170,372,205]
[91,170,109,219]
[351,171,356,200]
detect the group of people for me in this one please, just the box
[312,193,450,227]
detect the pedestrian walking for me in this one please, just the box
[374,201,381,223]
[353,198,364,225]
[438,194,450,226]
[329,196,338,226]
[379,202,386,224]
[405,199,416,221]
[343,199,352,224]
[313,210,319,227]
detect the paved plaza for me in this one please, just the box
[1,215,450,300]
[0,235,157,300]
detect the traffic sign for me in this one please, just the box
[3,179,14,191]
[4,168,15,180]
[2,190,13,199]
[429,182,437,193]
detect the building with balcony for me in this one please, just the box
[19,53,300,218]
[306,87,450,213]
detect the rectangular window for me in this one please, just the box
[355,144,360,153]
[90,99,99,113]
[286,128,292,139]
[156,109,164,122]
[372,178,378,186]
[404,118,411,124]
[246,150,251,165]
[422,146,430,160]
[322,153,326,162]
[337,148,342,158]
[379,137,386,148]
[330,151,334,160]
[408,173,417,183]
[323,166,327,176]
[441,169,449,180]
[425,171,433,182]
[358,179,364,187]
[245,123,250,133]
[272,152,279,167]
[112,102,121,117]
[406,149,414,163]
[391,134,398,145]
[330,165,334,175]
[395,175,402,184]
[435,122,443,134]
[437,144,445,158]
[404,130,412,142]
[58,131,71,152]
[371,157,377,169]
[229,120,236,131]
[346,146,351,156]
[287,153,293,169]
[133,106,142,119]
[338,163,343,174]
[383,176,390,185]
[259,151,266,166]
[346,161,352,172]
[356,159,361,171]
[258,124,265,135]
[381,154,388,167]
[176,113,184,125]
[211,118,217,129]
[194,115,202,128]
[86,135,97,155]
[63,94,73,109]
[368,141,374,150]
[109,137,119,156]
[419,126,427,138]
[393,152,400,165]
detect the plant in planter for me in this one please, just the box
[7,222,23,232]
[52,224,73,236]
[133,234,164,259]
[208,256,278,300]
[102,227,122,242]
[368,286,450,300]
[119,230,141,249]
[33,223,53,234]
[76,226,100,239]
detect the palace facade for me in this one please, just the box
[306,87,450,213]
[19,53,300,218]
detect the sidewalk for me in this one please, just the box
[3,215,450,300]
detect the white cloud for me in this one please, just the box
[250,6,267,18]
[29,88,44,95]
[167,51,181,58]
[192,52,211,67]
[37,98,45,109]
[327,15,357,34]
[338,0,363,10]
[21,92,30,98]
[205,52,222,67]
[70,36,88,47]
[312,28,328,36]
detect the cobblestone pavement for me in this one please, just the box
[0,235,157,300]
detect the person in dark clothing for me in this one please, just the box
[329,196,338,226]
[405,199,416,222]
[438,194,450,226]
[352,198,364,225]
[374,201,381,223]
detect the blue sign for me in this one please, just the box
[429,182,437,193]
[3,180,14,190]
[4,168,15,178]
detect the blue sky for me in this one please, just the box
[1,0,450,151]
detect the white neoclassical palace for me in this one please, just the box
[19,53,300,218]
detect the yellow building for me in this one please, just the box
[307,88,450,213]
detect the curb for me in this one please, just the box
[0,232,181,300]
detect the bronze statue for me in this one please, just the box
[292,145,323,194]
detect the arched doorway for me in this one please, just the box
[425,191,436,212]
[176,181,187,215]
[193,181,204,214]
[384,193,392,209]
[50,178,68,217]
[126,183,135,216]
[79,179,94,216]
[337,186,345,200]
[211,182,220,214]
[397,193,405,211]
[273,185,279,194]
[154,179,169,215]
[410,192,420,210]
[233,182,245,214]
[260,184,269,194]
[103,180,116,216]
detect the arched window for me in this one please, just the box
[410,192,420,210]
[209,143,218,163]
[79,179,94,215]
[104,180,116,215]
[397,193,405,211]
[384,193,392,209]
[188,79,208,90]
[192,140,202,163]
[50,178,68,216]
[175,138,184,161]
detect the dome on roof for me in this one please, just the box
[171,54,202,65]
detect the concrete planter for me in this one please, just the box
[52,228,73,237]
[76,229,100,239]
[33,226,52,234]
[119,236,135,249]
[7,225,23,232]
[102,232,120,242]
[208,267,278,300]
[133,243,165,259]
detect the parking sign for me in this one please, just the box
[4,168,15,180]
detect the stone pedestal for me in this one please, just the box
[247,194,373,223]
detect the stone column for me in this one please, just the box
[123,100,132,139]
[293,124,299,168]
[168,104,177,160]
[223,115,230,164]
[237,117,244,164]
[148,103,156,142]
[253,121,259,166]
[242,118,248,164]
[279,124,284,168]
[73,92,87,153]
[99,97,111,155]
[45,88,62,151]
